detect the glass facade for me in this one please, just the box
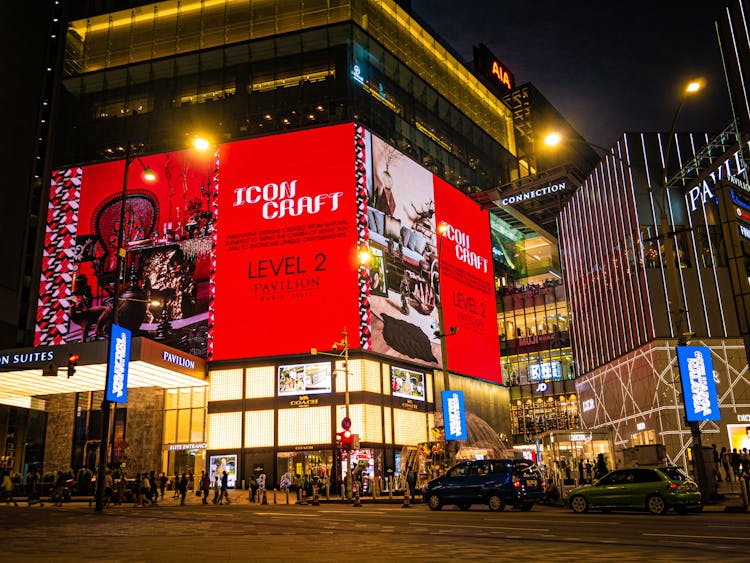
[60,0,519,193]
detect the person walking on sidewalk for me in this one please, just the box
[140,473,153,507]
[721,447,731,482]
[26,468,43,507]
[159,472,167,500]
[178,473,188,506]
[200,471,210,504]
[2,470,18,506]
[218,470,230,504]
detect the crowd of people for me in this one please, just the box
[0,467,235,508]
[712,444,750,483]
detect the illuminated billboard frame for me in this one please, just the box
[278,362,332,396]
[391,366,425,401]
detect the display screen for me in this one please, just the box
[278,362,332,396]
[391,366,425,401]
[35,150,214,356]
[37,124,501,383]
[209,454,237,488]
[211,124,361,360]
[433,176,501,383]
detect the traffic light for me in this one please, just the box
[67,353,79,378]
[341,429,353,451]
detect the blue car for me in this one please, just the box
[423,459,546,511]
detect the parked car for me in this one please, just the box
[423,459,546,511]
[565,466,701,515]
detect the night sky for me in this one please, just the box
[410,0,732,148]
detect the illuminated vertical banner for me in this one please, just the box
[677,346,720,422]
[212,124,361,360]
[433,177,501,383]
[442,390,468,440]
[106,324,131,404]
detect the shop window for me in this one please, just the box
[190,408,205,443]
[177,409,191,443]
[163,409,177,444]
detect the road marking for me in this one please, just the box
[643,532,750,541]
[414,522,548,532]
[253,512,318,517]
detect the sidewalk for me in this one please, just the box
[701,478,748,513]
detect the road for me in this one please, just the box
[0,499,748,562]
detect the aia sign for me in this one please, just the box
[491,60,513,90]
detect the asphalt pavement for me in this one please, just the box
[1,493,750,563]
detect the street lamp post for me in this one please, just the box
[94,143,154,512]
[312,328,352,499]
[434,222,458,465]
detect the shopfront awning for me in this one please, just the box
[0,337,207,409]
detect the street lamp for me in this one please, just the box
[311,328,352,499]
[435,222,458,464]
[94,143,156,513]
[545,80,710,495]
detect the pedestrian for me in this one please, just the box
[731,448,741,480]
[594,453,608,480]
[159,472,167,499]
[218,470,230,504]
[150,471,159,503]
[53,471,66,506]
[188,470,194,492]
[720,447,731,481]
[2,470,18,506]
[26,468,43,507]
[212,473,220,504]
[104,470,114,505]
[140,473,152,507]
[173,474,180,499]
[712,444,722,481]
[132,474,141,507]
[178,473,188,505]
[577,459,584,485]
[249,475,258,503]
[200,471,210,504]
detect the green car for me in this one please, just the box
[565,466,701,515]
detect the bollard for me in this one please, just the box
[311,484,320,506]
[262,489,268,505]
[299,488,308,506]
[401,488,411,509]
[273,488,277,504]
[352,484,362,507]
[286,488,289,505]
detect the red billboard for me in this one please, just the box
[35,150,215,355]
[211,124,361,360]
[36,123,500,382]
[433,177,501,383]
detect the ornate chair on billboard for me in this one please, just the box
[91,191,159,332]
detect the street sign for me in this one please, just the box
[106,324,131,404]
[42,361,58,377]
[677,346,720,422]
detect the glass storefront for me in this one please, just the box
[162,387,207,479]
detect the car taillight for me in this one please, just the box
[513,478,521,489]
[668,483,679,490]
[541,481,546,488]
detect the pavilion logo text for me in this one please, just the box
[162,351,195,369]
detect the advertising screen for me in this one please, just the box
[35,150,215,356]
[209,454,237,488]
[364,132,500,383]
[433,176,501,383]
[212,124,361,360]
[391,366,426,401]
[278,362,332,396]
